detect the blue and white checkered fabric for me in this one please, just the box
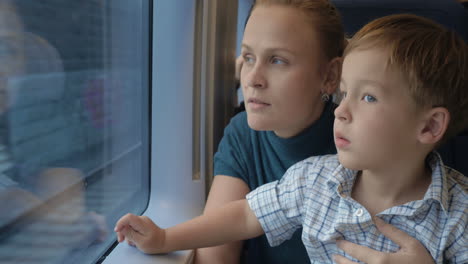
[246,153,467,264]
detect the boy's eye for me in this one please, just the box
[362,94,377,103]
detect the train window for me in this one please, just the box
[0,0,150,263]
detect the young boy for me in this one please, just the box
[115,14,468,263]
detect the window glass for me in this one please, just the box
[0,0,150,263]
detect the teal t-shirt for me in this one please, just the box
[214,102,337,264]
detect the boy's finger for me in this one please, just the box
[120,223,145,245]
[374,217,418,249]
[115,213,145,233]
[337,240,382,263]
[116,230,124,243]
[114,213,133,231]
[126,238,136,247]
[116,225,130,243]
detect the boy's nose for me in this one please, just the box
[334,101,351,122]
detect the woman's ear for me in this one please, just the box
[418,107,450,145]
[323,57,342,95]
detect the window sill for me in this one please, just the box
[103,244,193,264]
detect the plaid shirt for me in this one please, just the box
[246,153,467,264]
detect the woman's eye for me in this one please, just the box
[339,91,347,100]
[243,55,254,64]
[363,94,377,103]
[334,91,346,104]
[271,57,285,65]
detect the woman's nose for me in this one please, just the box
[244,64,266,89]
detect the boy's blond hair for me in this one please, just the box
[254,0,345,60]
[345,14,468,142]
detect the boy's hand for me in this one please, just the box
[333,218,435,264]
[114,213,165,254]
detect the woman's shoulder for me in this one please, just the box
[226,111,249,129]
[216,111,253,153]
[223,111,256,140]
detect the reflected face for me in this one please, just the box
[334,48,424,170]
[0,2,26,114]
[0,33,25,113]
[240,5,328,138]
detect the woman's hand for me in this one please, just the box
[333,218,435,264]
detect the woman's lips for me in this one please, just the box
[248,98,270,110]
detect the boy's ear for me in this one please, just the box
[323,57,342,95]
[417,107,450,145]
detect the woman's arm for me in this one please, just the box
[194,175,251,264]
[114,197,263,254]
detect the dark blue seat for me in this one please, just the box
[332,0,468,176]
[332,0,468,41]
[438,131,468,176]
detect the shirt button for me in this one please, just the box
[355,208,364,217]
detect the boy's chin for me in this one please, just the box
[337,154,363,170]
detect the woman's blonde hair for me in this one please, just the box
[253,0,346,61]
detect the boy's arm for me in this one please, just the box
[194,175,251,264]
[114,199,264,254]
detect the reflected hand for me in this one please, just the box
[235,55,243,82]
[333,218,435,264]
[114,213,165,254]
[88,211,108,242]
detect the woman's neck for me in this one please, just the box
[273,102,327,138]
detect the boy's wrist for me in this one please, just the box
[159,228,168,253]
[148,227,167,254]
[139,226,167,254]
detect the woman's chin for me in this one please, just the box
[246,117,273,131]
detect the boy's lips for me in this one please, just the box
[334,132,350,148]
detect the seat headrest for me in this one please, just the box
[332,0,468,41]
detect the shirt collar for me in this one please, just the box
[327,161,357,198]
[423,152,449,213]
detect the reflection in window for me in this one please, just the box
[0,0,150,263]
